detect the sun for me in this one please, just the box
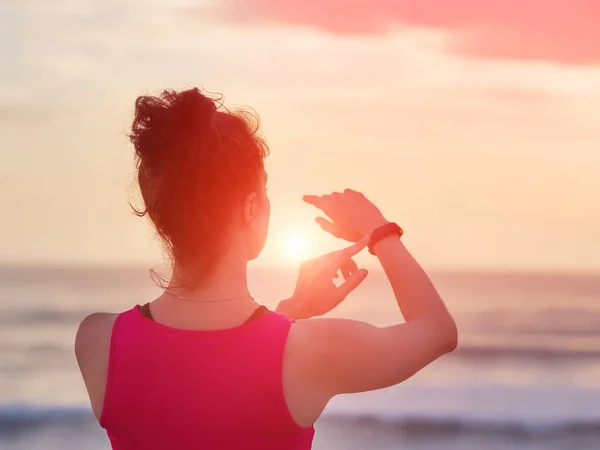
[281,231,310,262]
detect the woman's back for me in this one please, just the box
[99,306,314,450]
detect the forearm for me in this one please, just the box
[373,236,454,327]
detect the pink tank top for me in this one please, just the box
[100,306,315,449]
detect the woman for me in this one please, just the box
[75,88,457,450]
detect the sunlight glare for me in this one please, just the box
[282,231,310,262]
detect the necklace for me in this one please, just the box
[165,289,254,303]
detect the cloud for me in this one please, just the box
[215,0,600,65]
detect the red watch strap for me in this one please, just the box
[368,222,403,255]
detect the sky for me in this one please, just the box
[1,0,599,271]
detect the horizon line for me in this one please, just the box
[0,261,598,277]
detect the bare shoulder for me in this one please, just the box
[282,317,380,426]
[285,317,379,381]
[75,312,119,420]
[75,312,118,361]
[288,316,378,347]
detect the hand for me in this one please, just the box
[284,238,370,319]
[303,189,388,242]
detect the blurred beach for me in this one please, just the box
[1,265,599,450]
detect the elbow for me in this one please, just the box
[441,317,458,354]
[428,314,457,355]
[421,315,458,356]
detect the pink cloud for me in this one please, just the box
[216,0,600,65]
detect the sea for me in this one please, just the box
[1,264,599,450]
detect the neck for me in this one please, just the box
[169,253,251,303]
[151,252,260,330]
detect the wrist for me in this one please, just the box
[372,234,406,255]
[368,222,403,255]
[363,217,390,236]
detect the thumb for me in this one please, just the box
[315,217,341,238]
[336,268,368,298]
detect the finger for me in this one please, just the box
[336,268,368,298]
[303,195,325,208]
[342,235,369,257]
[315,217,341,238]
[340,258,358,280]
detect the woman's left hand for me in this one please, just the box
[278,238,369,320]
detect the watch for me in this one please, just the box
[368,222,403,255]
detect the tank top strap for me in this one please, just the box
[137,303,270,325]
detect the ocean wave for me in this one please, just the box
[0,405,94,434]
[0,309,89,326]
[2,404,599,438]
[453,344,600,360]
[321,412,600,438]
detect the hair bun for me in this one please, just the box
[172,88,217,128]
[131,88,220,169]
